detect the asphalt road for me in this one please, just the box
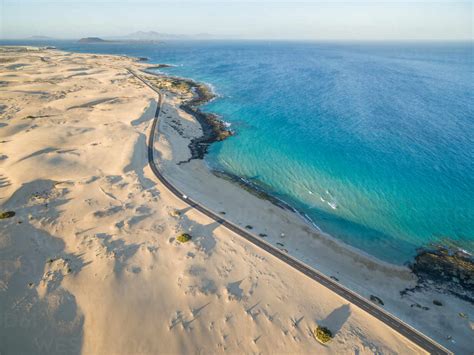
[128,69,451,355]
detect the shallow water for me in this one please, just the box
[3,40,473,263]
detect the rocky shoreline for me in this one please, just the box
[178,81,233,163]
[141,68,233,163]
[402,244,473,304]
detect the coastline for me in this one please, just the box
[147,63,473,288]
[142,67,409,269]
[144,61,473,352]
[1,46,471,353]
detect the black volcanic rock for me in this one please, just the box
[404,244,474,304]
[370,295,384,306]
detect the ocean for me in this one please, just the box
[3,40,473,263]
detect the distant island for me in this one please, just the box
[78,37,110,43]
[108,31,215,41]
[116,30,211,40]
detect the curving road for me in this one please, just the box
[128,69,451,355]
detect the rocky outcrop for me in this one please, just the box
[178,82,233,161]
[403,244,473,304]
[370,295,384,306]
[144,70,233,162]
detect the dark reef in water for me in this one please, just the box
[211,170,293,210]
[401,243,473,304]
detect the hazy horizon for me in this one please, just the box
[1,0,473,41]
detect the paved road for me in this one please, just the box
[128,69,451,355]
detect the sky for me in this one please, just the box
[1,0,473,40]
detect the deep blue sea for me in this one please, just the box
[3,40,473,263]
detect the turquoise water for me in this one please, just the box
[3,40,473,263]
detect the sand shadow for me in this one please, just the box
[131,99,156,126]
[0,175,11,189]
[94,233,140,274]
[0,213,85,354]
[123,132,156,190]
[16,147,57,163]
[194,221,220,256]
[3,179,72,224]
[319,304,351,335]
[192,302,211,318]
[67,97,116,110]
[175,213,220,256]
[176,206,193,216]
[245,301,262,320]
[126,214,150,227]
[226,279,244,300]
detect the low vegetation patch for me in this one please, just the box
[0,57,16,64]
[177,233,192,243]
[169,209,181,217]
[0,211,15,219]
[314,326,333,344]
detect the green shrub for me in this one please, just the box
[314,326,333,344]
[0,211,15,219]
[170,209,181,217]
[177,233,192,243]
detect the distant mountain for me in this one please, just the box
[78,35,162,44]
[121,31,181,40]
[78,37,110,43]
[112,31,215,41]
[28,35,54,40]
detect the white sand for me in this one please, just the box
[0,46,463,354]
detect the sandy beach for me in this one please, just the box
[0,46,471,354]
